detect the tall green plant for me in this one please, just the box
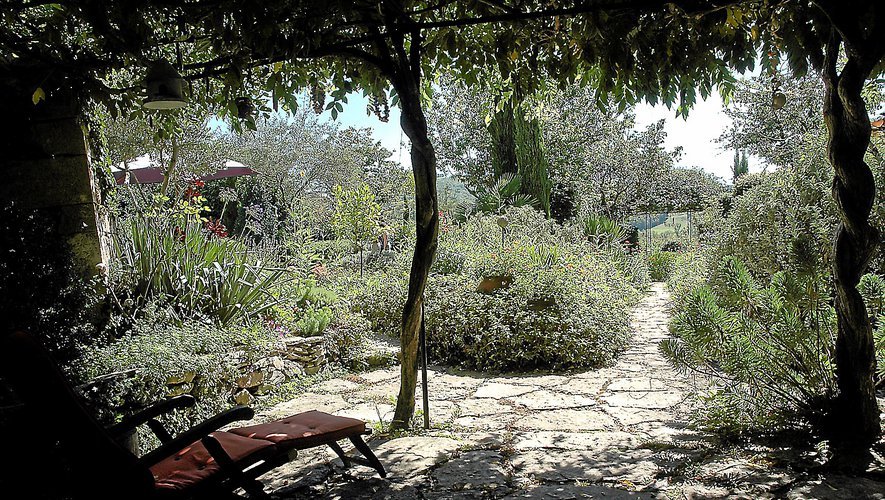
[331,184,381,277]
[114,217,288,326]
[455,173,536,221]
[662,257,837,435]
[580,214,626,247]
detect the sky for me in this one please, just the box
[314,89,758,183]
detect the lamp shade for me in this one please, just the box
[144,59,187,110]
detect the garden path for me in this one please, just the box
[256,283,885,499]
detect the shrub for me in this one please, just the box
[80,320,276,452]
[334,268,408,336]
[424,245,640,371]
[0,203,104,370]
[268,280,337,337]
[661,241,682,252]
[338,208,645,372]
[113,217,290,326]
[323,309,372,368]
[666,252,708,305]
[662,256,838,435]
[647,251,678,281]
[698,158,835,281]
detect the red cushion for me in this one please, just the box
[150,431,276,491]
[229,410,367,449]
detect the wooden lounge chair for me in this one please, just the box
[0,331,386,499]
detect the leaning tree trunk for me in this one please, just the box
[389,47,440,430]
[821,33,881,467]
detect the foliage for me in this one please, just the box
[267,281,338,338]
[339,207,645,371]
[322,309,372,370]
[113,217,289,326]
[426,77,493,188]
[859,274,885,384]
[648,251,679,282]
[719,72,827,170]
[662,257,838,435]
[99,109,228,202]
[489,95,553,215]
[666,253,709,305]
[707,71,885,278]
[699,142,835,281]
[429,81,722,220]
[731,150,749,182]
[424,248,639,372]
[80,320,276,451]
[0,204,104,371]
[333,266,410,339]
[455,173,536,220]
[580,214,627,248]
[12,0,883,435]
[331,184,382,253]
[661,241,683,252]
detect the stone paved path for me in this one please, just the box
[253,283,885,499]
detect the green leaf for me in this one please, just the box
[32,87,46,105]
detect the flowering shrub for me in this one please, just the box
[341,207,645,371]
[425,249,640,371]
[647,250,678,281]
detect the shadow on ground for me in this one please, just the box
[256,284,885,499]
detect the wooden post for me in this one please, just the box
[420,302,430,429]
[687,211,692,246]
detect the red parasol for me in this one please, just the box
[112,158,257,185]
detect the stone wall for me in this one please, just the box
[0,91,109,275]
[163,335,330,406]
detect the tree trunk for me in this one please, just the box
[821,34,881,468]
[389,59,439,431]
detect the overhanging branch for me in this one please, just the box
[415,0,670,29]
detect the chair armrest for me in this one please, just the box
[138,406,255,468]
[107,395,196,438]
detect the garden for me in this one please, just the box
[2,1,885,499]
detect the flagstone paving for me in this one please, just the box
[258,283,885,499]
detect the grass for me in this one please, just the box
[639,212,699,251]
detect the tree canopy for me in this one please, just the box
[4,0,885,462]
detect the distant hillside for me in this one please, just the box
[437,175,474,211]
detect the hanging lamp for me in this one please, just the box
[144,59,187,110]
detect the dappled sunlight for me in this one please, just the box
[3,2,885,498]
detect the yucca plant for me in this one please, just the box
[455,173,537,221]
[580,214,627,247]
[114,217,290,326]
